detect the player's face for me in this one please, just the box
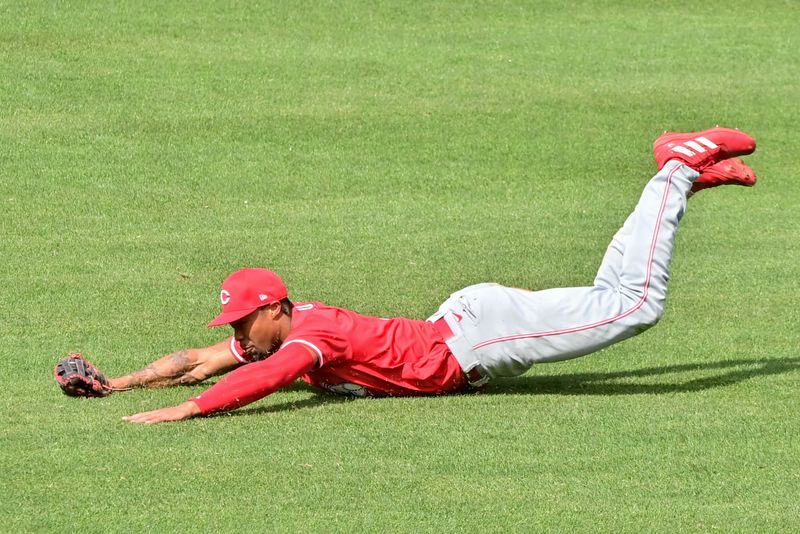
[230,304,283,360]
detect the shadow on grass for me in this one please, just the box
[219,381,352,418]
[224,357,799,416]
[489,356,800,396]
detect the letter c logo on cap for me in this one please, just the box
[220,289,231,305]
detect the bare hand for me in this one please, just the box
[122,400,201,425]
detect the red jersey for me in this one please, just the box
[230,302,468,397]
[191,302,469,415]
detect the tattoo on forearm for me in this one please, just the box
[121,350,198,388]
[169,350,191,369]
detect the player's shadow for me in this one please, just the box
[225,356,799,417]
[221,381,353,418]
[488,356,800,396]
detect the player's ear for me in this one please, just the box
[266,301,283,319]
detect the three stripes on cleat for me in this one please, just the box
[669,136,719,158]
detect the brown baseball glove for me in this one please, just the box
[54,353,112,397]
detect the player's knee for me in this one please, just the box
[618,285,665,328]
[637,300,665,328]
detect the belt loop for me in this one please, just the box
[432,317,454,341]
[431,312,491,388]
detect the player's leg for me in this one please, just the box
[595,127,757,289]
[434,128,757,379]
[592,211,634,290]
[449,160,696,376]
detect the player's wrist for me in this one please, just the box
[108,377,129,391]
[182,400,202,418]
[187,397,209,416]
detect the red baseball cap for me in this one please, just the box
[207,268,289,327]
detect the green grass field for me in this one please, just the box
[2,1,798,531]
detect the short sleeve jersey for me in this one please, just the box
[229,302,468,397]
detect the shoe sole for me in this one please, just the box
[692,157,757,192]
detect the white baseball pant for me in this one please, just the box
[428,160,698,383]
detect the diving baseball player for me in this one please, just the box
[53,127,758,424]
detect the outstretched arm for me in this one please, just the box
[123,343,318,424]
[109,340,241,391]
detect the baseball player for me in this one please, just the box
[54,127,758,424]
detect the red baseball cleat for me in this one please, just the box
[654,127,756,171]
[691,157,757,193]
